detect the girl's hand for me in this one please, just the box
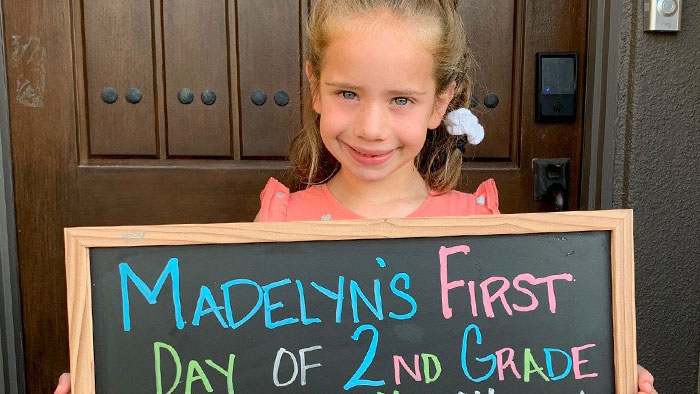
[638,365,657,394]
[54,372,71,394]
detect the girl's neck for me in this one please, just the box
[325,166,430,219]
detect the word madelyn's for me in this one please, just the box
[117,244,599,393]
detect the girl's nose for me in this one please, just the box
[354,102,387,141]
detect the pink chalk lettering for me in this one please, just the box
[511,273,539,312]
[468,280,479,317]
[439,245,470,319]
[495,347,521,381]
[572,344,598,379]
[393,355,422,384]
[533,273,574,313]
[480,277,513,318]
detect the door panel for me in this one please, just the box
[76,165,286,225]
[461,0,517,160]
[164,0,233,158]
[3,1,588,393]
[238,0,302,158]
[83,0,158,156]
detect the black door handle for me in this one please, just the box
[547,183,567,212]
[533,158,570,211]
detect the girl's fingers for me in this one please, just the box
[637,364,655,393]
[637,364,654,384]
[54,372,71,394]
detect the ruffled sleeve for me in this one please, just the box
[258,177,290,222]
[472,178,500,214]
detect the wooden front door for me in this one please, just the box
[2,0,588,392]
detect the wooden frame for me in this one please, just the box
[65,209,637,393]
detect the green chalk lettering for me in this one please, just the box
[523,348,550,383]
[154,341,181,394]
[421,353,442,384]
[205,354,236,394]
[185,360,214,394]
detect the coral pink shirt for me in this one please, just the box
[258,177,499,222]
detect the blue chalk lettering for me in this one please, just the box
[311,276,345,323]
[461,324,496,382]
[119,258,184,332]
[192,285,228,328]
[350,279,384,323]
[388,273,417,320]
[544,348,572,381]
[375,257,386,268]
[344,324,385,390]
[296,280,321,325]
[262,278,299,329]
[221,279,263,329]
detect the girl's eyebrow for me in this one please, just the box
[325,82,426,96]
[387,88,427,96]
[325,82,362,91]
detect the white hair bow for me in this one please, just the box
[444,108,484,145]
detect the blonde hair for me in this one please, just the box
[289,0,472,193]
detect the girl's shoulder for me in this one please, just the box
[258,177,362,222]
[413,178,499,218]
[258,177,499,222]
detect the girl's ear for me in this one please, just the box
[306,61,322,114]
[428,81,456,129]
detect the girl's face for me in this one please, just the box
[309,15,454,185]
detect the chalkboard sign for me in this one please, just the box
[65,210,637,394]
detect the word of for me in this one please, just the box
[272,346,323,387]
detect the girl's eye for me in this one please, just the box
[393,97,410,106]
[341,91,356,100]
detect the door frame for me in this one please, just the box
[0,1,27,393]
[0,0,620,391]
[581,0,623,210]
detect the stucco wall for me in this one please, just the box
[615,1,700,392]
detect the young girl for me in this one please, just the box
[56,0,656,392]
[257,0,496,222]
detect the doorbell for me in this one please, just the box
[645,0,682,32]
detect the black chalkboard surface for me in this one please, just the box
[64,211,637,394]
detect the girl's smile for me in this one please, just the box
[343,142,397,166]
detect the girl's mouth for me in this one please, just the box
[345,143,396,166]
